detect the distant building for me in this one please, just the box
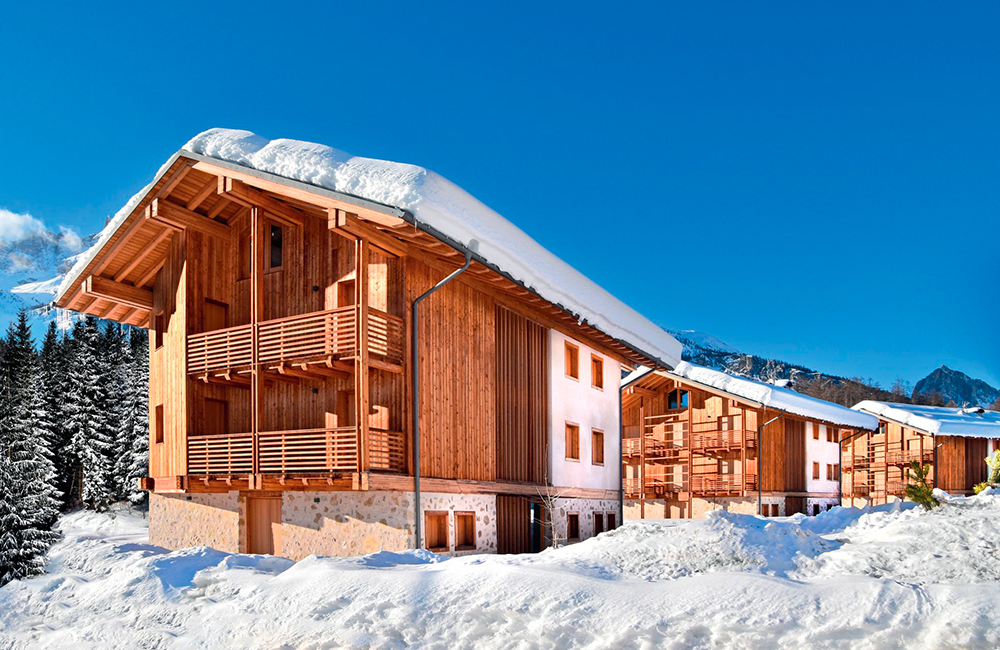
[844,402,1000,504]
[622,362,878,518]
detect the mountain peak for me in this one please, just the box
[913,366,999,408]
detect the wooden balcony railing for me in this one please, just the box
[186,427,406,476]
[887,480,911,496]
[690,429,756,451]
[623,477,686,497]
[690,473,757,495]
[885,449,934,466]
[187,306,405,375]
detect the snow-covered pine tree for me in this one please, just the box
[39,321,74,511]
[100,322,130,500]
[0,310,60,585]
[117,329,149,505]
[66,317,114,511]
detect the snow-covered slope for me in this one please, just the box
[3,497,1000,648]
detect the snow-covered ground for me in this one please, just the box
[2,493,1000,649]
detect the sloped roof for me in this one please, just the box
[625,362,879,430]
[853,401,1000,438]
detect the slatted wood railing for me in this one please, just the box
[690,429,756,451]
[188,306,405,374]
[187,325,253,374]
[368,427,406,472]
[187,432,254,475]
[885,449,934,465]
[258,427,359,473]
[690,473,757,495]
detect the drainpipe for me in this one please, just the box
[411,250,473,549]
[757,411,784,516]
[618,381,624,527]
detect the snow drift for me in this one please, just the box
[3,495,1000,649]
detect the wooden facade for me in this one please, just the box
[842,411,997,503]
[622,369,869,518]
[55,151,646,555]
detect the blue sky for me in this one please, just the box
[0,2,996,387]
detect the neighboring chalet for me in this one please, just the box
[622,362,878,518]
[52,129,683,559]
[844,401,1000,504]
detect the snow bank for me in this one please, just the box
[854,400,1000,438]
[56,129,683,369]
[625,362,880,430]
[4,498,1000,648]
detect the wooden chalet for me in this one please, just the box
[844,401,1000,504]
[52,131,682,558]
[622,362,878,518]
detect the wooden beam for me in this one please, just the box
[155,160,194,200]
[113,228,173,283]
[186,177,218,211]
[218,177,305,226]
[329,210,407,257]
[83,275,154,310]
[135,258,166,289]
[205,196,231,221]
[147,198,231,240]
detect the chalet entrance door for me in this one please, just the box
[246,494,282,555]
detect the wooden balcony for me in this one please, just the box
[186,427,406,476]
[623,477,686,498]
[690,428,756,452]
[690,473,757,495]
[885,449,934,466]
[187,306,405,378]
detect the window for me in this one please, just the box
[606,513,616,530]
[564,342,579,379]
[154,405,164,444]
[337,279,356,308]
[238,233,251,280]
[813,462,821,480]
[668,389,689,410]
[594,512,605,535]
[566,513,580,541]
[455,512,476,550]
[268,224,284,271]
[828,427,839,443]
[565,423,580,460]
[591,354,604,390]
[154,313,165,350]
[834,463,840,478]
[813,426,820,440]
[826,464,834,480]
[592,429,604,465]
[424,511,448,552]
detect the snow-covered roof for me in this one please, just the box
[853,401,1000,439]
[57,128,682,369]
[625,362,879,430]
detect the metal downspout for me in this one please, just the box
[618,382,624,527]
[411,251,473,549]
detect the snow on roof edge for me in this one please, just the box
[56,129,682,369]
[853,400,1000,439]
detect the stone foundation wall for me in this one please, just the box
[149,492,241,552]
[625,496,789,519]
[806,497,840,515]
[551,498,620,544]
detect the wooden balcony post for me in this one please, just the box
[251,206,262,479]
[355,238,369,472]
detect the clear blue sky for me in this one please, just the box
[0,2,997,388]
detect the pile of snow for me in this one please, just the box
[4,498,1000,648]
[854,400,1000,438]
[625,361,880,430]
[55,129,682,369]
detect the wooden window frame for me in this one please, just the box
[834,463,840,478]
[606,513,616,530]
[424,511,449,552]
[455,511,476,551]
[591,428,605,466]
[154,312,165,350]
[566,512,580,541]
[813,426,820,441]
[590,354,604,390]
[265,221,285,274]
[154,404,164,445]
[826,463,834,480]
[593,512,604,536]
[565,422,580,461]
[812,461,821,480]
[564,341,579,380]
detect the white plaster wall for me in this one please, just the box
[805,422,842,494]
[547,329,621,491]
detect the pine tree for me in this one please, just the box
[37,321,68,518]
[0,310,60,585]
[117,329,149,505]
[66,317,114,511]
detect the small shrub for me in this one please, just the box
[974,481,991,495]
[986,450,1000,485]
[904,461,939,510]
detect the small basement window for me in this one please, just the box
[154,404,164,444]
[591,354,604,390]
[455,512,476,550]
[268,224,284,271]
[594,512,604,535]
[424,511,448,552]
[564,342,579,379]
[565,423,580,461]
[606,513,616,530]
[567,513,580,541]
[592,429,604,465]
